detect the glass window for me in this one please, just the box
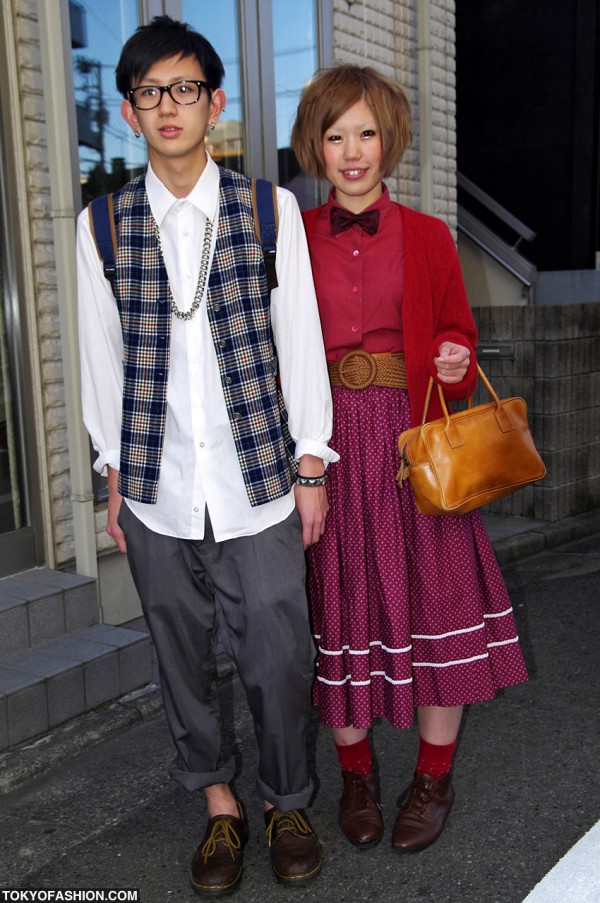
[182,0,245,173]
[0,124,27,539]
[272,0,320,207]
[70,0,143,206]
[0,261,25,535]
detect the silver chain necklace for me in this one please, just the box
[154,218,214,321]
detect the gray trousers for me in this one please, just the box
[118,502,315,811]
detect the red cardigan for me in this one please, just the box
[302,203,478,427]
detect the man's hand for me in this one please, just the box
[294,454,329,549]
[107,465,127,553]
[294,484,329,549]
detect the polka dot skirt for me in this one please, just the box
[307,385,528,730]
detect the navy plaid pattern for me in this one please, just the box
[109,169,295,505]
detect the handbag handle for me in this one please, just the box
[420,364,515,445]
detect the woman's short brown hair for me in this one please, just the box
[291,64,412,179]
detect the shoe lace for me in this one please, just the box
[403,776,434,814]
[266,809,312,846]
[345,772,370,804]
[201,817,242,863]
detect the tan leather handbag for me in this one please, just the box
[397,365,546,515]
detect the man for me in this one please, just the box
[77,16,337,897]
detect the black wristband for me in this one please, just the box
[295,473,329,487]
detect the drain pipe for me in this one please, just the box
[38,0,98,579]
[417,0,434,215]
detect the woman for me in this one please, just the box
[291,65,528,852]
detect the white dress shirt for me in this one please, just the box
[77,155,338,542]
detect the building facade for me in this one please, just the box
[1,0,598,752]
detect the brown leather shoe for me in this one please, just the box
[392,772,454,852]
[190,801,249,897]
[339,770,384,847]
[265,808,323,885]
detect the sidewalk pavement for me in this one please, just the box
[1,507,599,798]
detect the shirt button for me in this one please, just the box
[352,286,358,293]
[219,339,227,347]
[234,411,242,420]
[225,376,233,384]
[214,304,221,312]
[193,506,199,512]
[183,230,189,237]
[351,325,359,332]
[199,442,205,448]
[353,249,359,257]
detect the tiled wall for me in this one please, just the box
[473,303,600,522]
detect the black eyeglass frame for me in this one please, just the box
[128,79,212,110]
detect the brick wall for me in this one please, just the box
[12,0,73,564]
[473,303,600,522]
[332,0,458,224]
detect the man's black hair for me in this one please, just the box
[115,15,225,97]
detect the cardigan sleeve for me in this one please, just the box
[402,208,478,425]
[421,217,478,399]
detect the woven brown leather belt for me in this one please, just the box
[328,350,407,390]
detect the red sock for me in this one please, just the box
[416,737,457,778]
[335,737,373,775]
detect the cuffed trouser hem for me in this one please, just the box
[257,776,314,812]
[170,757,236,792]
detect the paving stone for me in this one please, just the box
[47,668,85,728]
[0,592,27,612]
[0,603,29,658]
[22,569,95,591]
[64,583,99,632]
[47,635,116,664]
[27,592,66,648]
[0,579,64,601]
[75,624,149,648]
[0,666,44,694]
[6,681,48,747]
[3,647,85,678]
[118,640,152,695]
[84,651,120,709]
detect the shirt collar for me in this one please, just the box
[145,152,220,225]
[327,182,391,214]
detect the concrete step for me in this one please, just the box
[0,623,152,751]
[0,568,98,657]
[0,568,153,753]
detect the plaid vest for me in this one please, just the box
[110,168,295,505]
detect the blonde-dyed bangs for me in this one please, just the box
[291,65,412,179]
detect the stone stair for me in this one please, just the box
[0,568,152,751]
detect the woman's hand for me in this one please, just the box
[434,342,471,384]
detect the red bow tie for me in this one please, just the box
[330,207,380,236]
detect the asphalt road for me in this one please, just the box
[1,533,599,903]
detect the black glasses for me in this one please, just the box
[128,79,211,110]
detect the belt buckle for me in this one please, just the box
[338,350,378,390]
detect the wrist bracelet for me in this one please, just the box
[295,473,329,487]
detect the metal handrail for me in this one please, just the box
[458,206,538,287]
[457,173,536,248]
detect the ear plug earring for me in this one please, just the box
[134,130,141,139]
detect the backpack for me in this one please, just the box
[88,177,279,295]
